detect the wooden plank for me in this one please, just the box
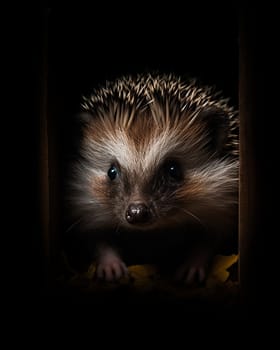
[239,5,261,306]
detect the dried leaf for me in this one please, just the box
[127,265,158,287]
[206,254,238,288]
[128,264,158,279]
[61,254,239,292]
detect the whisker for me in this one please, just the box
[178,207,207,231]
[65,217,83,233]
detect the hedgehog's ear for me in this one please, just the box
[196,106,229,154]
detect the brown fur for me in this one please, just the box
[67,73,238,280]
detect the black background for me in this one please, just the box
[48,3,238,139]
[48,3,239,234]
[51,5,239,273]
[8,2,279,340]
[31,2,239,302]
[17,3,275,328]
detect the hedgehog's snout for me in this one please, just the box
[125,202,152,225]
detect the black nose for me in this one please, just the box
[126,203,151,224]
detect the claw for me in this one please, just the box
[95,246,128,282]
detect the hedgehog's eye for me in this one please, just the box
[164,160,183,182]
[107,165,119,180]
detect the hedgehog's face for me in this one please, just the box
[82,137,187,230]
[73,108,238,232]
[96,157,186,230]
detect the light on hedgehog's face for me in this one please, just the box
[125,160,184,226]
[105,157,185,228]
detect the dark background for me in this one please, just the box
[13,1,277,333]
[44,5,239,286]
[48,4,238,145]
[48,4,238,105]
[23,3,267,325]
[29,4,239,287]
[47,3,239,237]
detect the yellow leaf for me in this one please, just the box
[128,264,158,279]
[63,254,238,291]
[87,262,97,279]
[206,254,238,288]
[127,264,158,287]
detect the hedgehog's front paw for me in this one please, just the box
[96,248,128,282]
[175,251,211,285]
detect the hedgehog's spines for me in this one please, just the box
[80,73,238,156]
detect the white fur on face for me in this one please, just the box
[85,129,175,175]
[70,129,238,232]
[186,159,239,207]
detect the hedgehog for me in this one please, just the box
[67,73,239,284]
